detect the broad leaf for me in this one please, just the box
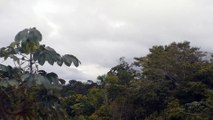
[57,59,63,66]
[15,29,28,42]
[59,79,66,85]
[34,74,51,88]
[38,54,46,65]
[21,73,31,81]
[47,72,59,84]
[62,54,80,67]
[21,73,34,87]
[28,28,42,42]
[46,54,54,65]
[33,50,41,61]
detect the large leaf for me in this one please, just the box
[46,72,59,84]
[58,79,66,85]
[46,53,54,65]
[34,46,62,66]
[15,28,42,54]
[62,54,80,67]
[38,70,47,75]
[62,55,71,66]
[33,50,41,61]
[45,46,61,65]
[34,74,51,88]
[15,29,28,42]
[46,46,56,53]
[38,54,46,65]
[28,28,42,42]
[57,58,63,66]
[15,28,42,43]
[21,73,34,87]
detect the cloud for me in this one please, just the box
[0,0,213,81]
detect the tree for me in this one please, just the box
[134,41,205,84]
[133,41,212,119]
[0,28,80,120]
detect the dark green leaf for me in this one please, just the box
[46,46,56,53]
[28,28,42,42]
[38,70,47,75]
[69,55,81,67]
[22,74,34,87]
[62,55,71,66]
[34,74,51,88]
[33,50,40,61]
[15,29,28,42]
[57,59,63,66]
[46,72,61,87]
[62,54,80,67]
[46,54,54,65]
[45,52,55,65]
[38,54,46,65]
[47,72,58,78]
[59,79,66,85]
[21,73,31,82]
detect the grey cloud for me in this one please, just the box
[0,0,213,81]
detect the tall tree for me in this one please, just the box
[135,41,205,84]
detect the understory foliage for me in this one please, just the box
[0,29,212,120]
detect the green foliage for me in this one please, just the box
[0,28,80,120]
[1,33,213,120]
[135,41,204,82]
[63,41,212,120]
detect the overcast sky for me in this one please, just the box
[0,0,213,82]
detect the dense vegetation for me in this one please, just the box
[0,29,212,120]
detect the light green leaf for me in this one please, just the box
[9,41,19,48]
